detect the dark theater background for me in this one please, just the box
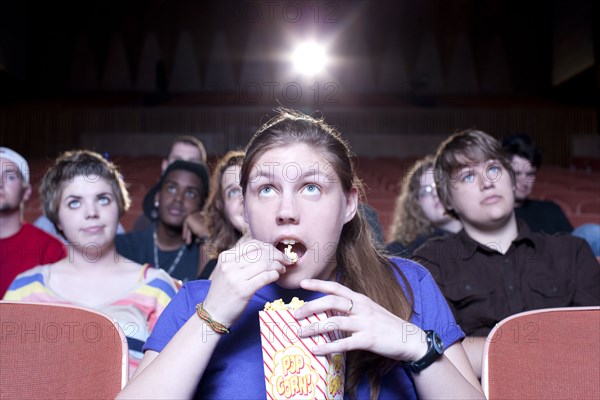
[1,0,598,233]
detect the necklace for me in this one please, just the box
[153,230,186,276]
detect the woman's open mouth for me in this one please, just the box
[275,239,307,264]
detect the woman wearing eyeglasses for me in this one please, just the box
[386,156,462,257]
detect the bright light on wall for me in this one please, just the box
[290,41,328,76]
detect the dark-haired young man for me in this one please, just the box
[502,133,599,256]
[413,130,599,378]
[132,135,209,234]
[116,160,210,282]
[502,133,572,233]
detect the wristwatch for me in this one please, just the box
[403,330,445,374]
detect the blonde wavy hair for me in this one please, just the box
[389,156,437,245]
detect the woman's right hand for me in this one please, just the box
[202,240,288,327]
[117,241,287,400]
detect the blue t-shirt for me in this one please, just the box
[144,257,464,399]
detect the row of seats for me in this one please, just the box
[2,301,597,399]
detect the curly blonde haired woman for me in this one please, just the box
[387,156,461,257]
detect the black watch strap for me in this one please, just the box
[403,330,445,374]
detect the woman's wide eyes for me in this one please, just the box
[68,199,80,209]
[259,186,274,196]
[257,184,321,196]
[303,184,321,195]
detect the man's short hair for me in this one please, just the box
[167,136,207,163]
[434,129,515,218]
[501,133,542,169]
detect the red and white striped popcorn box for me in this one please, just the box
[259,309,345,400]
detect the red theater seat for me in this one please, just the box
[0,301,128,398]
[577,199,600,215]
[482,307,600,400]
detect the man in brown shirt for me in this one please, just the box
[413,129,600,377]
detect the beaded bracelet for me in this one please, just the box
[195,302,230,334]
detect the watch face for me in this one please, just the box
[433,332,444,353]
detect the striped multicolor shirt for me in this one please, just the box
[3,264,178,374]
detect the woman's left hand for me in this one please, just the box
[294,279,428,363]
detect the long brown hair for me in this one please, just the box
[240,109,414,399]
[204,150,245,258]
[389,156,436,245]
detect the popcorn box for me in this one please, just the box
[259,306,345,400]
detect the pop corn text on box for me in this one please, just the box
[259,297,345,400]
